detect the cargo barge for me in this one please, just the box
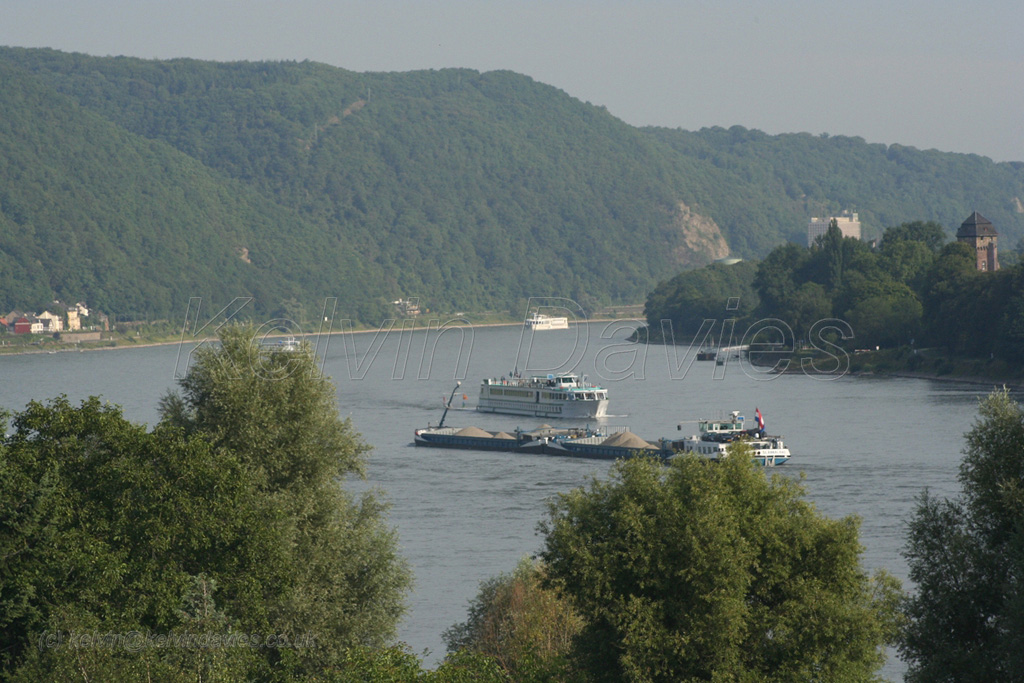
[413,423,672,460]
[419,387,790,464]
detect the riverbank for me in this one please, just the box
[846,347,1024,389]
[859,370,1020,390]
[0,313,639,357]
[634,335,1024,389]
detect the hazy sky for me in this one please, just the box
[3,1,1023,162]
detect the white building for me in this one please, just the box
[392,298,420,316]
[808,211,861,246]
[36,310,63,332]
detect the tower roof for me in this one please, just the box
[957,211,998,238]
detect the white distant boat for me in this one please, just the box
[265,336,301,352]
[476,373,609,419]
[525,313,569,331]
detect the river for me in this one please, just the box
[0,322,1000,679]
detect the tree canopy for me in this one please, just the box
[645,220,1024,367]
[0,325,411,680]
[900,389,1024,681]
[643,260,759,340]
[444,556,584,681]
[539,452,902,683]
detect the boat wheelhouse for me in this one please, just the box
[476,373,609,419]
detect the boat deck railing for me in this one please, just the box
[485,376,603,390]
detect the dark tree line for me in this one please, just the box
[646,220,1024,366]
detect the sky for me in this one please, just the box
[3,1,1023,162]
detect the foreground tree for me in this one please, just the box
[325,646,510,682]
[0,326,410,678]
[540,451,902,683]
[0,397,266,679]
[444,557,584,681]
[159,326,412,668]
[900,389,1024,681]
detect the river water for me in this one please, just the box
[0,323,1000,679]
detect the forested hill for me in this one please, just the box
[0,48,718,321]
[642,126,1024,257]
[0,59,372,321]
[1,47,1023,322]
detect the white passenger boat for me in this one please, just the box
[524,313,569,330]
[476,373,609,419]
[675,409,791,466]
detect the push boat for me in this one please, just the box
[476,373,609,419]
[675,410,790,466]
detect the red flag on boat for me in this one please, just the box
[756,408,765,431]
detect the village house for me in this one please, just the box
[5,308,80,335]
[392,298,421,316]
[13,316,43,335]
[36,310,63,333]
[5,310,22,329]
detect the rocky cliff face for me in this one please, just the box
[671,201,731,265]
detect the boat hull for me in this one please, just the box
[476,398,608,419]
[414,427,790,465]
[415,430,522,452]
[414,428,664,460]
[675,440,791,467]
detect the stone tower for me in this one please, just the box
[956,211,999,272]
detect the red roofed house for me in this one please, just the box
[13,317,39,335]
